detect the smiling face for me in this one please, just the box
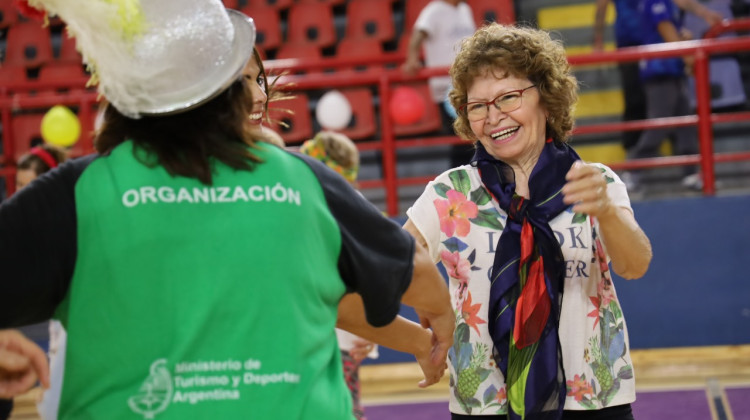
[242,54,269,138]
[467,71,548,168]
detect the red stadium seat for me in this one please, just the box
[338,88,377,141]
[404,0,432,32]
[0,0,19,29]
[335,38,385,75]
[10,113,45,162]
[0,66,29,86]
[246,0,294,9]
[4,21,54,68]
[275,43,323,61]
[345,0,395,43]
[267,93,314,145]
[391,82,442,137]
[221,0,240,8]
[38,63,89,91]
[287,3,337,49]
[467,0,515,25]
[275,42,324,75]
[254,47,267,60]
[57,30,84,64]
[297,0,345,5]
[241,6,282,53]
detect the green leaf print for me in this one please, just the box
[466,397,482,409]
[449,170,471,195]
[577,397,598,410]
[443,237,469,253]
[609,300,623,321]
[434,182,451,198]
[455,322,471,344]
[572,212,588,224]
[598,167,615,184]
[599,377,621,405]
[470,208,504,230]
[617,365,634,380]
[483,385,498,405]
[455,392,471,413]
[470,187,492,206]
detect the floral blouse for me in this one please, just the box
[407,163,636,415]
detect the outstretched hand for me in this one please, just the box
[0,329,50,399]
[349,339,375,364]
[562,161,615,218]
[414,307,454,387]
[414,329,449,388]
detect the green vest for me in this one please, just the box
[57,142,354,419]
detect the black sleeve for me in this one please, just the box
[292,152,415,327]
[0,155,96,328]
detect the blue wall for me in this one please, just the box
[369,194,750,365]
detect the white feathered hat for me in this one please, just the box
[26,0,256,118]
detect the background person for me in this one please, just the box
[625,0,704,192]
[242,47,286,149]
[9,144,68,420]
[0,2,453,418]
[592,0,721,155]
[402,0,476,168]
[0,329,50,400]
[405,23,652,419]
[15,145,68,190]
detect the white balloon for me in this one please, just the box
[315,90,352,130]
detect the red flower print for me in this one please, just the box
[496,386,507,402]
[566,374,594,402]
[440,250,471,301]
[440,250,471,282]
[597,278,615,309]
[587,296,600,329]
[461,291,487,335]
[434,190,479,237]
[595,237,609,274]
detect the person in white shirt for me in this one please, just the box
[402,0,477,167]
[404,23,652,419]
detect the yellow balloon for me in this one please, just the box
[41,105,81,147]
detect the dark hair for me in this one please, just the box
[253,48,270,113]
[95,78,261,185]
[17,144,68,175]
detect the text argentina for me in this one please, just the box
[122,184,301,208]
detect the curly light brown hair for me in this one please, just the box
[449,23,578,143]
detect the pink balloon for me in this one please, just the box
[389,86,425,125]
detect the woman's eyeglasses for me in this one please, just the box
[458,85,537,121]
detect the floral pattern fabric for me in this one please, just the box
[407,163,636,415]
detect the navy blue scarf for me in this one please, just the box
[472,139,580,420]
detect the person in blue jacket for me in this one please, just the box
[593,0,720,156]
[626,0,703,190]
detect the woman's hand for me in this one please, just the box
[562,161,652,279]
[0,329,50,399]
[414,329,448,388]
[349,339,375,364]
[562,161,615,218]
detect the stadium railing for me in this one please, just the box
[2,19,750,215]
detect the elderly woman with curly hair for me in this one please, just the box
[403,23,652,420]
